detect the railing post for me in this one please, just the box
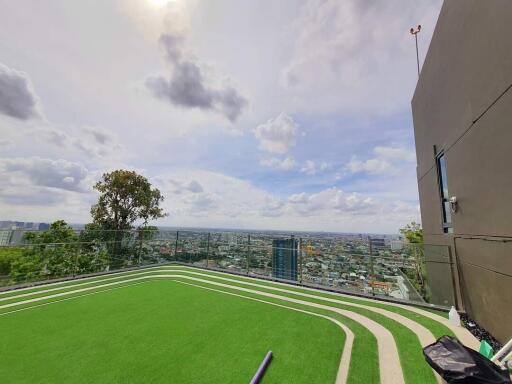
[270,239,274,279]
[246,234,251,275]
[206,232,211,269]
[188,236,192,264]
[174,230,179,262]
[299,237,303,284]
[73,248,78,278]
[369,236,375,296]
[137,230,143,267]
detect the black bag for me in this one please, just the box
[423,336,511,384]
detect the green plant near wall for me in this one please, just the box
[399,222,424,244]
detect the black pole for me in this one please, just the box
[410,25,422,77]
[369,236,375,297]
[174,230,179,262]
[246,234,251,275]
[250,351,273,384]
[206,232,210,269]
[415,34,420,76]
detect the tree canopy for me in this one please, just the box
[399,221,423,244]
[90,170,167,230]
[24,220,77,244]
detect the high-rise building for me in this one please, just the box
[412,0,512,342]
[38,223,50,230]
[0,230,12,246]
[369,238,385,249]
[272,237,298,281]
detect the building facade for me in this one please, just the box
[412,0,512,342]
[272,238,298,281]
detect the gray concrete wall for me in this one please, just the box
[412,0,512,343]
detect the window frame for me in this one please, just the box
[435,152,453,233]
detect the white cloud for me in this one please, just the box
[0,139,12,150]
[346,157,393,175]
[288,188,376,216]
[345,146,416,175]
[0,62,41,120]
[157,170,284,223]
[152,170,419,232]
[373,146,416,162]
[260,156,296,171]
[146,33,247,122]
[281,0,442,115]
[0,2,432,233]
[300,160,330,175]
[285,187,420,230]
[35,125,124,161]
[169,179,204,194]
[254,113,298,154]
[0,157,89,192]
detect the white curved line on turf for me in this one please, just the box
[0,281,150,317]
[172,279,353,384]
[0,276,353,384]
[0,266,166,297]
[160,274,405,384]
[163,269,444,384]
[1,264,477,351]
[164,269,437,344]
[166,266,479,349]
[0,269,164,302]
[163,269,447,384]
[1,273,402,384]
[1,264,476,350]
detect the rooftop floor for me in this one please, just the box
[0,265,478,384]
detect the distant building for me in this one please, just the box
[0,221,49,231]
[272,237,298,281]
[0,230,12,246]
[38,223,50,230]
[412,1,512,342]
[390,240,403,251]
[369,238,385,249]
[8,230,26,245]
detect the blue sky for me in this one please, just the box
[0,0,443,233]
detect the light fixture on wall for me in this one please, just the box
[449,196,458,213]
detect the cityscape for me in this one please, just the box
[0,220,429,304]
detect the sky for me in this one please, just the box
[0,0,443,233]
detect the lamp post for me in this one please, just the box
[410,25,422,77]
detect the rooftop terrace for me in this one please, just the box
[0,230,481,383]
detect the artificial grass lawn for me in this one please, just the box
[166,267,454,384]
[1,266,455,384]
[173,277,435,384]
[167,267,454,338]
[0,280,344,384]
[173,279,380,384]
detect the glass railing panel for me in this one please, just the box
[0,229,454,309]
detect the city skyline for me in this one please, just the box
[0,0,442,233]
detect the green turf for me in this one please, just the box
[166,267,454,338]
[0,279,344,384]
[173,278,380,384]
[171,276,435,384]
[1,265,458,384]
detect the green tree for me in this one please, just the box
[91,170,167,231]
[0,247,23,282]
[89,170,166,268]
[9,220,109,283]
[10,221,78,283]
[399,221,423,244]
[24,220,78,244]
